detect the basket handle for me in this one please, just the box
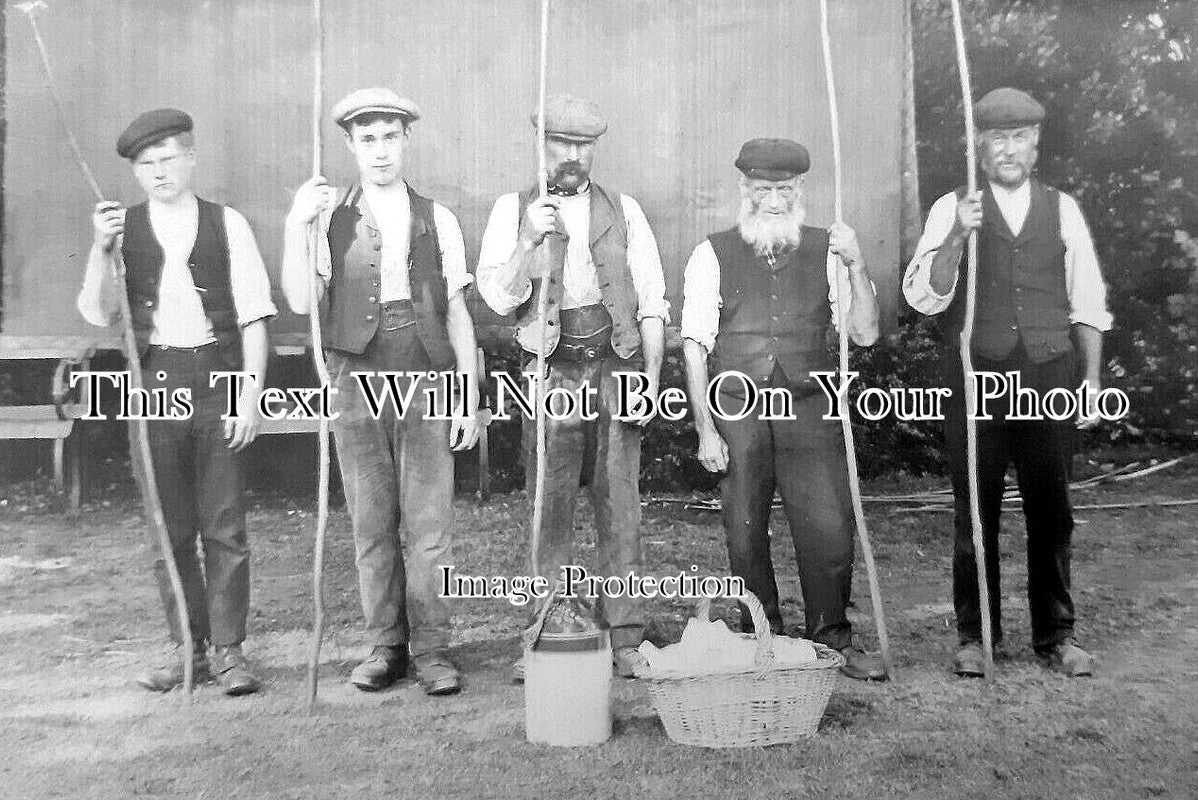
[694,590,775,672]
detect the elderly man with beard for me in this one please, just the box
[680,138,884,680]
[476,94,669,681]
[904,88,1110,677]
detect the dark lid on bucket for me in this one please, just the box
[525,593,609,651]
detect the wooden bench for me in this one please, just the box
[0,331,501,503]
[0,334,117,509]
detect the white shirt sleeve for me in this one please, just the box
[313,195,337,288]
[432,203,474,299]
[680,239,721,353]
[826,251,849,333]
[902,191,961,315]
[224,208,278,326]
[619,195,670,323]
[475,192,532,316]
[1059,193,1113,332]
[76,247,119,328]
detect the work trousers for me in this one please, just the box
[327,303,455,655]
[943,343,1077,650]
[143,344,249,650]
[712,369,856,650]
[522,355,644,649]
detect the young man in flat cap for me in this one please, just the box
[77,108,274,695]
[282,88,480,694]
[680,138,886,680]
[476,93,669,681]
[904,87,1111,677]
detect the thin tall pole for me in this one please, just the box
[305,0,332,709]
[948,0,994,678]
[818,0,893,679]
[529,0,551,578]
[18,0,194,703]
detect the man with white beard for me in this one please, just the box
[680,138,885,680]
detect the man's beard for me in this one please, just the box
[737,198,806,258]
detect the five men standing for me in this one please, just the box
[77,86,1109,694]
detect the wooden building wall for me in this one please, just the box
[1,0,905,342]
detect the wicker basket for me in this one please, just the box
[636,592,844,747]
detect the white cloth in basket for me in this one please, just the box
[637,617,818,675]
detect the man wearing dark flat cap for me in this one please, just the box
[76,108,275,695]
[476,93,669,682]
[904,87,1111,677]
[680,137,886,681]
[281,87,479,695]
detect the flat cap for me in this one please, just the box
[116,108,193,160]
[735,138,810,180]
[974,87,1044,130]
[331,87,421,127]
[531,94,608,142]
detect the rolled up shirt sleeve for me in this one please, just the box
[474,192,532,316]
[825,251,877,339]
[902,191,961,315]
[433,202,474,299]
[1059,193,1113,332]
[619,195,670,323]
[680,239,721,353]
[76,248,119,328]
[224,207,278,326]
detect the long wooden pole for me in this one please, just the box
[18,1,194,702]
[817,0,893,679]
[305,0,331,709]
[948,0,994,678]
[529,0,551,578]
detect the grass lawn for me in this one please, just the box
[1,457,1195,799]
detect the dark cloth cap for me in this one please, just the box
[974,87,1045,130]
[530,93,608,142]
[116,108,193,160]
[735,138,810,180]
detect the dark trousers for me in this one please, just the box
[712,370,855,650]
[327,304,454,655]
[521,356,644,649]
[143,345,249,649]
[943,344,1076,650]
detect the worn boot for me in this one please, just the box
[1037,639,1095,677]
[838,645,888,681]
[952,642,986,677]
[136,646,210,692]
[212,645,262,696]
[350,645,408,691]
[412,651,461,696]
[613,646,648,679]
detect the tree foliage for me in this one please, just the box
[913,0,1198,447]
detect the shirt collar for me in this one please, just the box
[548,179,591,198]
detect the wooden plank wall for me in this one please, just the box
[1,0,904,341]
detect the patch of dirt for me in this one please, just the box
[1,466,1196,799]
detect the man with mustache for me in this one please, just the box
[904,88,1110,677]
[476,94,669,681]
[76,109,275,694]
[282,88,480,694]
[680,138,885,680]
